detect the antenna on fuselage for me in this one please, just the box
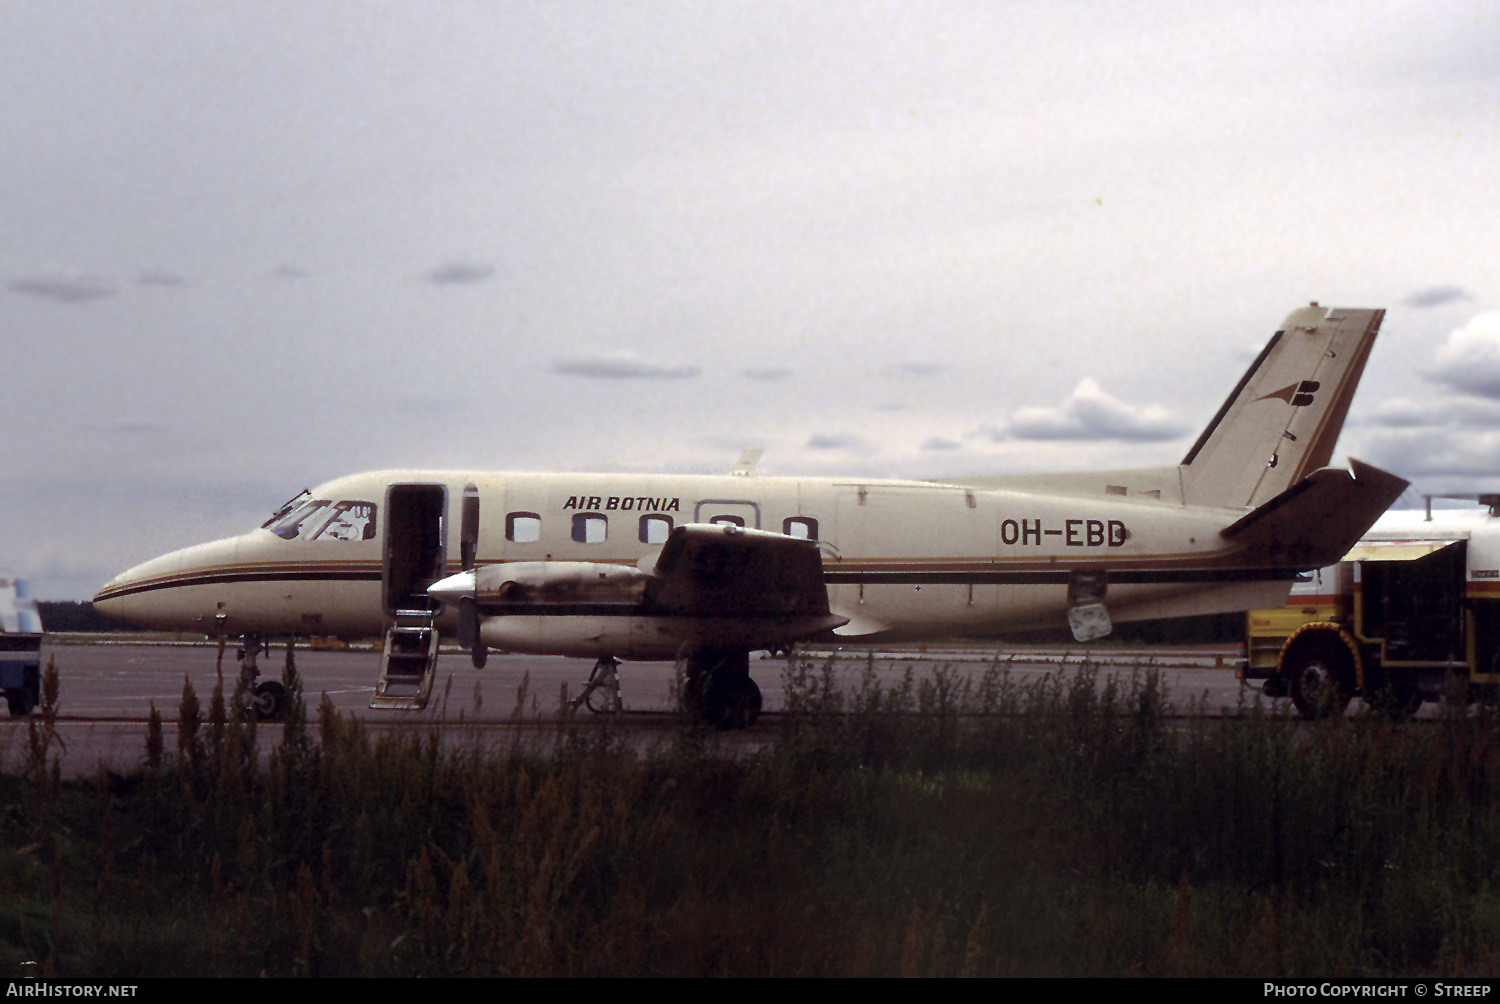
[732,448,762,477]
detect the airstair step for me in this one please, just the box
[371,614,441,710]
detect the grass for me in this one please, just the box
[4,653,1500,975]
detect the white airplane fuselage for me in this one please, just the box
[98,469,1307,657]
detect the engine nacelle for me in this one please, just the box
[473,561,650,604]
[430,542,845,660]
[430,561,651,609]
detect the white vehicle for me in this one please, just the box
[0,570,43,716]
[96,304,1405,726]
[1243,498,1500,717]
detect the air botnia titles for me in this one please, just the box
[562,496,681,512]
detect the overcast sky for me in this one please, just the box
[4,1,1499,599]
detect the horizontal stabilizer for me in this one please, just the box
[1220,459,1408,569]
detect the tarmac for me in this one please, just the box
[3,637,1259,776]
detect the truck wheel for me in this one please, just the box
[5,689,36,717]
[5,670,39,717]
[1287,642,1353,720]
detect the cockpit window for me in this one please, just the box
[263,490,312,529]
[307,502,377,541]
[270,499,329,539]
[267,498,377,541]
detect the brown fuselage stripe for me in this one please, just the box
[97,557,1305,602]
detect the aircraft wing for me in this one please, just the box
[1220,458,1409,569]
[648,523,845,628]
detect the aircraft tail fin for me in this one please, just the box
[1220,458,1408,568]
[1180,305,1384,510]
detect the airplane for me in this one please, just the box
[93,303,1407,726]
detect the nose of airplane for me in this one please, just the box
[94,550,181,625]
[93,536,241,631]
[92,579,126,622]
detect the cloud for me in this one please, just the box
[1362,427,1500,480]
[550,351,700,380]
[268,265,310,280]
[740,367,793,381]
[136,269,188,287]
[1354,385,1500,482]
[390,394,469,418]
[890,361,943,378]
[1365,395,1500,430]
[423,260,496,285]
[806,432,866,451]
[1365,398,1446,429]
[1428,311,1500,398]
[1001,378,1189,442]
[92,422,165,435]
[920,437,962,451]
[6,272,116,304]
[1403,285,1472,309]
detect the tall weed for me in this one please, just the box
[13,660,1500,975]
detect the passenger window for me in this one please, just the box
[572,513,607,544]
[783,516,818,540]
[709,515,745,527]
[507,512,541,543]
[640,514,673,544]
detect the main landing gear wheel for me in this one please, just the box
[251,680,286,721]
[684,649,762,730]
[702,673,762,730]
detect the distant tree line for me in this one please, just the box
[36,601,147,633]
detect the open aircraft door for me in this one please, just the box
[372,483,448,709]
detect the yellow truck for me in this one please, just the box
[1241,498,1500,717]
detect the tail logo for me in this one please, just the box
[1258,380,1320,407]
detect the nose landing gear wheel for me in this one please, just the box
[251,680,287,721]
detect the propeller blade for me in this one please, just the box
[457,595,479,651]
[459,484,486,667]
